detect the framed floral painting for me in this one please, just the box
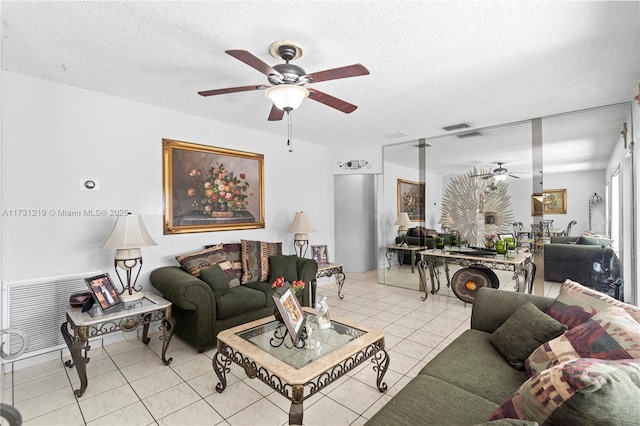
[162,139,265,234]
[397,178,425,222]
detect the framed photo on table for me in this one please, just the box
[272,283,305,345]
[311,245,329,265]
[85,273,123,313]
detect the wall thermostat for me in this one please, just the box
[81,179,99,190]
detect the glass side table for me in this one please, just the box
[315,263,346,300]
[61,292,175,397]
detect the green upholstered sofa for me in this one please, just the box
[366,288,555,426]
[150,256,318,352]
[367,284,640,425]
[544,235,619,288]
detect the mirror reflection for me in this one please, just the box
[380,102,631,302]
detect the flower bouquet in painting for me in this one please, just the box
[189,163,252,218]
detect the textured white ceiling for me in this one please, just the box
[2,1,639,173]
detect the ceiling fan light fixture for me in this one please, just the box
[494,173,508,181]
[265,85,309,111]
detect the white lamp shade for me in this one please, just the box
[394,212,412,227]
[288,211,316,238]
[438,212,454,227]
[265,85,309,111]
[494,174,508,181]
[102,214,157,250]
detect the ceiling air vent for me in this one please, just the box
[443,123,470,131]
[456,131,482,138]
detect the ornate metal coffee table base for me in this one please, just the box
[213,339,389,425]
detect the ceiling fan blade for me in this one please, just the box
[198,84,268,97]
[226,50,282,77]
[308,88,357,113]
[304,64,369,83]
[470,173,493,178]
[267,104,285,121]
[508,174,521,179]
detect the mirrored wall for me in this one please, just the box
[379,102,633,301]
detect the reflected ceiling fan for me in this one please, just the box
[472,162,522,181]
[198,40,369,121]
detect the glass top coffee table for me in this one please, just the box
[213,308,389,425]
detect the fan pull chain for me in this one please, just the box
[287,111,293,152]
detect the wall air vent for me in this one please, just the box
[456,131,482,138]
[443,123,470,131]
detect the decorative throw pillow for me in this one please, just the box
[199,264,231,295]
[240,239,283,284]
[490,302,567,370]
[223,243,243,279]
[176,244,230,277]
[547,279,640,329]
[489,358,640,424]
[525,306,640,377]
[269,255,299,283]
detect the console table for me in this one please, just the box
[386,245,426,273]
[417,249,535,302]
[315,263,346,300]
[61,292,175,397]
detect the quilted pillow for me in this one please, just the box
[547,279,640,329]
[490,302,567,370]
[223,243,243,279]
[525,306,640,377]
[240,239,282,284]
[176,244,234,278]
[489,358,640,424]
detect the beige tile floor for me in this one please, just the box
[2,270,561,426]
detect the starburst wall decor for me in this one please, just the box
[441,168,514,247]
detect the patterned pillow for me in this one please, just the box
[489,358,640,424]
[240,240,283,284]
[176,245,235,279]
[547,279,640,329]
[525,306,640,377]
[223,243,243,280]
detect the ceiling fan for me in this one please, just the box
[472,162,521,181]
[198,40,370,121]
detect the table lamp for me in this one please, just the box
[288,211,316,257]
[438,212,454,233]
[395,212,413,246]
[102,214,157,301]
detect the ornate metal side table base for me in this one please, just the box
[316,263,346,300]
[61,295,175,397]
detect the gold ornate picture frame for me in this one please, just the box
[397,178,425,222]
[162,139,265,234]
[531,189,567,216]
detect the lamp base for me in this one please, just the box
[120,290,145,302]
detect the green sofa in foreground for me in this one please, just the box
[150,255,317,352]
[366,283,640,425]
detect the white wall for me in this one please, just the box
[1,72,334,289]
[334,174,376,272]
[544,169,605,234]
